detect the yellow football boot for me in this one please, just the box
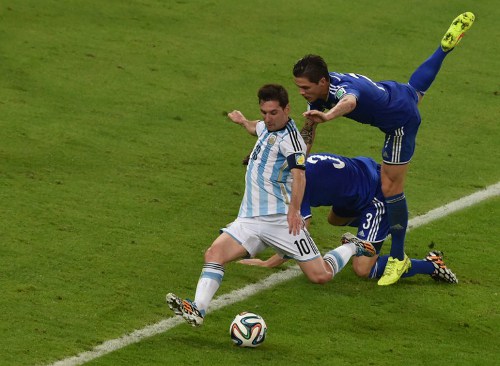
[378,254,411,286]
[441,12,475,52]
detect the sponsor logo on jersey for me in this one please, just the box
[358,230,366,238]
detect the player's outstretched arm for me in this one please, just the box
[239,254,288,268]
[228,110,258,136]
[303,94,357,123]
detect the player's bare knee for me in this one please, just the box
[204,245,223,263]
[327,214,336,226]
[352,259,374,278]
[353,267,371,278]
[306,272,332,284]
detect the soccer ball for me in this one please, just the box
[229,312,267,347]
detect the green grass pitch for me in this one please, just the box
[0,1,498,365]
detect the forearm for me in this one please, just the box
[241,120,259,136]
[290,169,306,212]
[325,95,357,120]
[300,119,317,156]
[228,110,258,136]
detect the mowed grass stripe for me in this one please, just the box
[48,182,500,366]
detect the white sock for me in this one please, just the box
[194,262,225,315]
[323,244,356,276]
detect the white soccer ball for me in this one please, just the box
[229,312,267,347]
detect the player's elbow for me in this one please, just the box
[340,95,357,114]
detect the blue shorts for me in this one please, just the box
[381,84,421,164]
[333,188,389,253]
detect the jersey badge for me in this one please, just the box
[335,87,346,99]
[295,153,305,166]
[268,134,277,145]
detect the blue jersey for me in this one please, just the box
[309,72,421,132]
[301,153,380,219]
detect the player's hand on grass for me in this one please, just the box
[238,258,267,266]
[238,254,288,268]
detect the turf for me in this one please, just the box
[0,0,498,365]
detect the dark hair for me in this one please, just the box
[292,54,330,83]
[257,84,289,109]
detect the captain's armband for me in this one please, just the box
[287,153,306,170]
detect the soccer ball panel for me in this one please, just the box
[229,312,267,347]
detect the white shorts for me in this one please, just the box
[221,214,321,262]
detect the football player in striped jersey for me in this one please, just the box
[166,85,375,327]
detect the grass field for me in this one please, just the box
[0,1,499,365]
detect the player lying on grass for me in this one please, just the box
[166,84,376,327]
[293,13,474,286]
[239,152,458,285]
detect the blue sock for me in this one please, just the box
[408,47,449,94]
[369,256,435,278]
[402,259,435,277]
[369,256,388,278]
[385,193,407,260]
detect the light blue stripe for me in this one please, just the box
[201,271,224,284]
[331,250,345,271]
[258,131,271,215]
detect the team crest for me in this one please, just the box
[268,135,277,145]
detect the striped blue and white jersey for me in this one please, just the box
[238,119,306,218]
[308,72,420,132]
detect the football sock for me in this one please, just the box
[194,262,225,316]
[385,193,408,261]
[408,46,448,94]
[369,255,435,278]
[323,244,356,276]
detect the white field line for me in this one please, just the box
[48,182,500,366]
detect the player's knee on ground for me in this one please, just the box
[352,256,377,278]
[298,258,333,284]
[302,266,333,284]
[352,264,371,278]
[305,271,332,284]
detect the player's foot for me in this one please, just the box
[166,293,204,327]
[377,254,411,286]
[424,251,458,284]
[441,12,475,52]
[341,232,376,257]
